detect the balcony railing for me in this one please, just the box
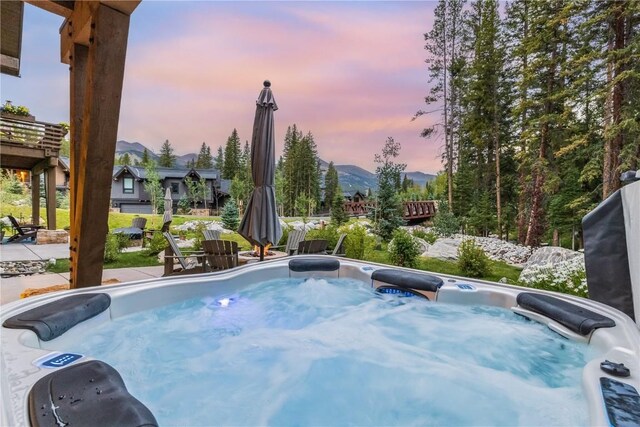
[0,114,67,156]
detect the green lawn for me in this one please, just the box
[11,206,520,283]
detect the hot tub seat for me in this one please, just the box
[29,360,158,427]
[516,292,616,336]
[371,269,444,292]
[289,258,340,272]
[2,293,110,341]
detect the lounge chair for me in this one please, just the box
[162,232,208,276]
[331,233,347,257]
[297,239,328,255]
[203,229,221,241]
[113,217,147,240]
[6,215,42,243]
[272,229,307,255]
[203,239,238,271]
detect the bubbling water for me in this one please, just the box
[69,277,592,426]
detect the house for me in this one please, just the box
[343,190,367,203]
[110,165,230,214]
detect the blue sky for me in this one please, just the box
[1,1,441,173]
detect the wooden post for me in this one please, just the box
[69,44,88,288]
[46,167,56,229]
[70,4,131,288]
[164,245,174,276]
[31,172,40,226]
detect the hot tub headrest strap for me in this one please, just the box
[2,293,111,341]
[28,360,158,427]
[516,292,615,336]
[371,269,443,292]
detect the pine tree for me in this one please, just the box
[214,146,224,172]
[196,142,213,169]
[369,137,406,240]
[158,140,176,167]
[221,199,240,230]
[414,0,468,211]
[324,161,339,209]
[223,129,241,179]
[330,189,348,226]
[141,148,150,165]
[117,153,132,166]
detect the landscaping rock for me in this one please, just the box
[421,234,532,266]
[524,245,581,268]
[0,260,48,276]
[36,229,69,244]
[424,238,460,260]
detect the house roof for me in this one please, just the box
[58,156,70,171]
[113,165,220,181]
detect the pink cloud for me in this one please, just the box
[115,2,440,173]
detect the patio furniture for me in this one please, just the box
[162,232,207,276]
[297,239,328,255]
[6,215,42,243]
[203,229,221,241]
[113,217,147,240]
[331,233,347,257]
[203,239,239,271]
[272,229,307,256]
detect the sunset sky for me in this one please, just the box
[1,1,441,173]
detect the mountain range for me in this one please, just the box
[115,140,436,192]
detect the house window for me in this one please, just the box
[171,182,179,194]
[123,177,134,194]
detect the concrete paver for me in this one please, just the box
[0,243,166,306]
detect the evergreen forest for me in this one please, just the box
[415,0,639,247]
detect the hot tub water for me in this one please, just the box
[67,277,592,426]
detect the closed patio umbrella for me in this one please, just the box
[163,187,172,225]
[238,80,283,260]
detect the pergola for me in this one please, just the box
[1,0,140,288]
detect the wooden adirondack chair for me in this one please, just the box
[162,232,207,276]
[203,239,239,271]
[272,229,307,255]
[6,215,42,243]
[332,233,347,256]
[203,229,221,241]
[297,239,328,255]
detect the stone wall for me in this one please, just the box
[36,229,69,245]
[191,209,211,216]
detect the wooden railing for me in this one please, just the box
[0,114,67,155]
[344,200,437,220]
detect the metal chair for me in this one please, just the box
[162,232,207,276]
[203,239,238,271]
[297,239,328,255]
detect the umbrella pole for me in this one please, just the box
[260,244,265,262]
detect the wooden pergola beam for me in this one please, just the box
[69,2,132,288]
[24,1,74,18]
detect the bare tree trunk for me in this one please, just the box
[603,2,625,199]
[443,19,452,211]
[516,0,529,244]
[494,85,502,240]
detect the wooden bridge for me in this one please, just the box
[344,200,437,221]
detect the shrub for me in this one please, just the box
[388,229,420,268]
[192,222,207,251]
[221,199,240,230]
[146,231,167,255]
[457,239,491,278]
[432,201,460,237]
[518,256,588,298]
[344,224,370,260]
[177,196,191,215]
[56,191,70,209]
[306,225,339,250]
[330,192,348,227]
[412,228,437,244]
[104,233,124,262]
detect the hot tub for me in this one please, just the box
[2,257,639,426]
